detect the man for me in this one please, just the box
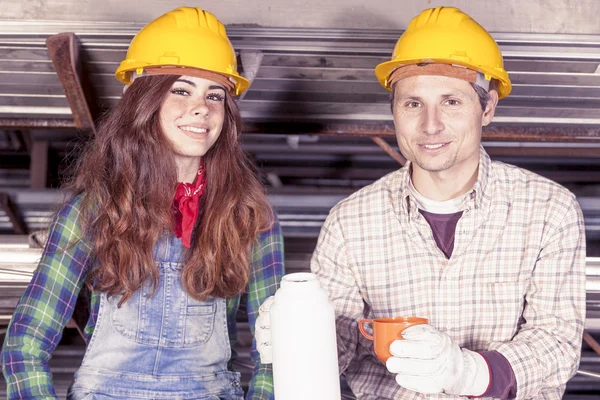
[311,6,585,400]
[257,6,586,399]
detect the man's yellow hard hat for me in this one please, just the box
[115,7,250,96]
[375,7,511,99]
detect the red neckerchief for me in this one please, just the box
[173,166,206,248]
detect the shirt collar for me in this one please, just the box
[408,178,469,214]
[399,145,493,216]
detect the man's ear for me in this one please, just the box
[482,89,499,127]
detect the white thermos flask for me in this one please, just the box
[269,272,341,400]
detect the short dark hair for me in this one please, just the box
[389,79,497,113]
[470,83,491,111]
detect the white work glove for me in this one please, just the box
[255,296,275,364]
[386,324,490,396]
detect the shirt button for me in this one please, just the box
[446,323,452,331]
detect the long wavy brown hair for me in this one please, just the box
[69,74,273,303]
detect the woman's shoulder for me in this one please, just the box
[49,193,91,241]
[252,211,283,253]
[249,211,284,279]
[56,193,86,218]
[257,211,282,239]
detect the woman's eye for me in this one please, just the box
[171,88,190,96]
[207,93,225,102]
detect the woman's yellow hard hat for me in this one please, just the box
[115,7,250,96]
[375,7,512,99]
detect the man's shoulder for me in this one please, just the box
[330,169,406,217]
[491,159,577,206]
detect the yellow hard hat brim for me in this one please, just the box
[375,58,511,99]
[115,64,250,96]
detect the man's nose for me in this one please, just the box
[420,106,444,135]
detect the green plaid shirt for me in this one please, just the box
[1,195,284,399]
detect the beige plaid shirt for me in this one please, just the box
[311,147,586,400]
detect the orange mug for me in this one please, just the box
[359,317,429,362]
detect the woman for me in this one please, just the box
[1,7,283,400]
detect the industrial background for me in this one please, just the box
[1,0,600,398]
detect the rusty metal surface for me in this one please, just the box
[45,33,96,132]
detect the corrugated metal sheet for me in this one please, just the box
[1,22,600,128]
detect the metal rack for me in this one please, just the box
[1,22,600,397]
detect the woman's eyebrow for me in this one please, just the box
[175,78,195,87]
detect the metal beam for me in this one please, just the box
[45,33,96,132]
[2,25,600,131]
[0,192,27,234]
[484,126,600,142]
[0,118,599,145]
[371,136,405,165]
[242,137,600,158]
[18,130,32,153]
[29,141,48,189]
[0,118,77,128]
[242,122,600,143]
[3,188,600,238]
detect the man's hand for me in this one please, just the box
[386,324,490,396]
[255,296,275,364]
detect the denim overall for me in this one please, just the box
[68,235,244,400]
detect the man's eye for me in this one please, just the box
[445,99,460,106]
[406,101,421,108]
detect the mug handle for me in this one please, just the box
[358,319,374,341]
